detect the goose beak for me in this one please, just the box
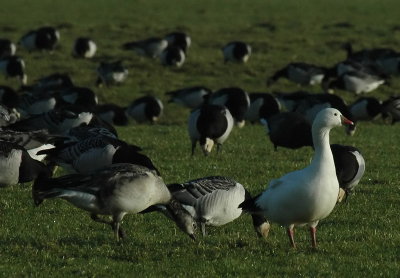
[189,233,197,241]
[340,115,354,126]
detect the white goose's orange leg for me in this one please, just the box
[286,229,296,248]
[309,227,317,248]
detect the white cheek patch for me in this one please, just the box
[201,138,214,155]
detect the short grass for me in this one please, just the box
[1,0,400,276]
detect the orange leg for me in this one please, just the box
[286,229,296,248]
[309,227,317,248]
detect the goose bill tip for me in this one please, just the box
[340,115,354,125]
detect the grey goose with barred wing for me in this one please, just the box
[381,96,400,125]
[0,141,52,188]
[4,105,94,135]
[166,86,213,109]
[167,176,270,237]
[37,135,159,175]
[64,125,118,142]
[188,104,234,156]
[32,163,196,241]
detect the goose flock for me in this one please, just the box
[3,23,400,249]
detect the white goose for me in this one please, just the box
[240,108,353,248]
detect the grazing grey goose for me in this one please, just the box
[208,87,250,127]
[0,55,27,84]
[122,37,168,59]
[96,61,128,87]
[72,37,97,58]
[222,41,251,64]
[240,108,354,248]
[167,176,270,237]
[331,144,365,204]
[160,45,185,67]
[165,32,191,53]
[188,104,234,156]
[166,86,213,109]
[19,26,60,52]
[0,39,16,58]
[126,96,163,124]
[267,63,326,87]
[32,163,197,241]
[64,125,118,142]
[245,93,281,124]
[0,141,52,188]
[37,135,158,175]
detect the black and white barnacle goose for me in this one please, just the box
[276,91,356,135]
[4,105,94,135]
[381,96,400,124]
[331,144,365,204]
[349,97,382,122]
[0,55,27,84]
[126,96,163,124]
[261,112,313,151]
[188,104,234,156]
[32,163,197,241]
[0,129,63,161]
[19,26,60,52]
[37,135,159,175]
[0,141,52,188]
[208,87,250,127]
[0,39,16,58]
[222,41,251,64]
[166,86,213,109]
[342,43,400,75]
[245,93,281,124]
[72,37,97,58]
[165,32,191,53]
[96,61,128,87]
[0,86,19,108]
[167,176,270,237]
[160,45,185,67]
[267,63,326,87]
[55,86,98,109]
[96,104,129,126]
[16,93,57,118]
[324,71,385,95]
[122,37,168,59]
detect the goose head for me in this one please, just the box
[200,138,214,156]
[167,199,197,241]
[313,108,354,130]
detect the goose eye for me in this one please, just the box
[334,113,338,116]
[192,222,197,230]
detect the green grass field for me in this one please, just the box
[1,0,400,276]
